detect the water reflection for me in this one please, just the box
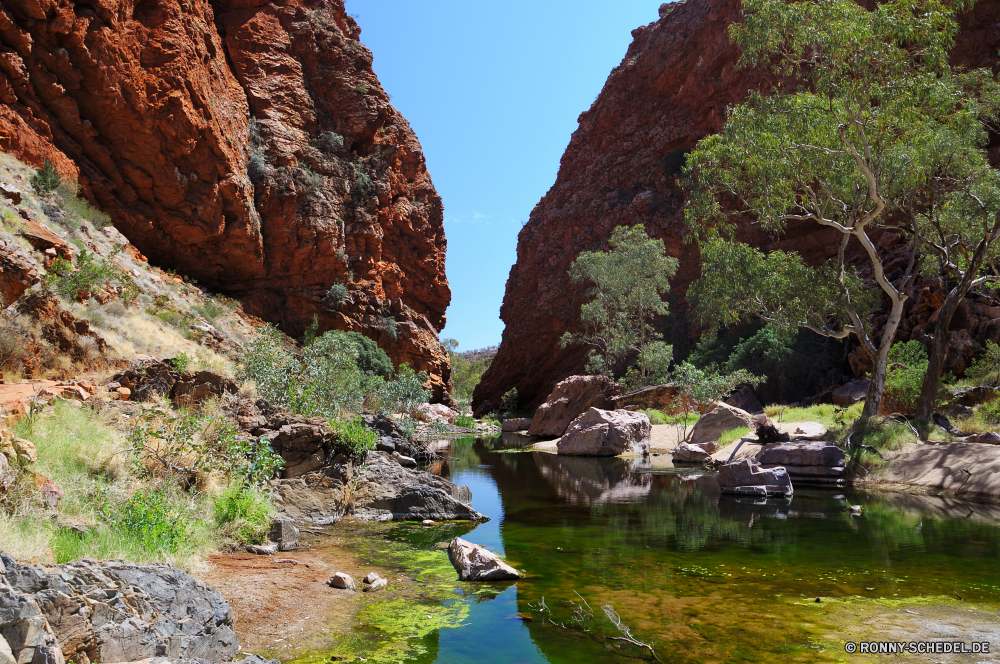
[409,436,1000,663]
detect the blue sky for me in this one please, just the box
[350,1,662,352]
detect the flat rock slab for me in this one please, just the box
[717,459,793,496]
[762,464,846,477]
[759,441,845,468]
[877,442,1000,499]
[778,421,827,441]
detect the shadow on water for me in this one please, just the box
[314,436,1000,663]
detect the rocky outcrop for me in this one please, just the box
[611,384,682,412]
[524,375,624,436]
[0,553,238,664]
[556,408,651,457]
[0,237,38,307]
[0,0,451,399]
[474,0,1000,411]
[758,441,846,478]
[717,459,793,497]
[113,360,237,407]
[351,451,484,522]
[447,537,519,582]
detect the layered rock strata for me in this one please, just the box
[0,0,451,398]
[474,0,1000,412]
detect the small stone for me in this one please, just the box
[116,386,131,400]
[12,438,37,464]
[246,543,278,555]
[269,517,300,551]
[328,572,356,591]
[363,572,381,584]
[963,431,1000,445]
[422,519,438,525]
[363,578,388,592]
[391,451,417,467]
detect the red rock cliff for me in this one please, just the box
[473,0,1000,414]
[0,0,452,399]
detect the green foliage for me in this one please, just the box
[128,406,285,487]
[302,314,320,347]
[368,363,431,417]
[213,483,275,546]
[670,362,762,441]
[51,184,113,230]
[316,131,345,153]
[453,415,475,429]
[354,83,369,95]
[684,0,1000,418]
[444,339,493,401]
[376,315,398,341]
[324,282,349,308]
[247,154,267,183]
[642,409,669,425]
[342,331,393,378]
[500,388,519,417]
[239,326,367,419]
[966,341,1000,386]
[354,171,373,197]
[883,341,939,414]
[100,488,187,555]
[559,225,678,385]
[0,208,23,233]
[30,160,62,195]
[43,248,139,305]
[171,352,192,373]
[193,298,226,325]
[331,417,378,456]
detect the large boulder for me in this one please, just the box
[501,418,532,432]
[688,403,754,446]
[672,441,717,463]
[832,380,869,406]
[415,403,458,423]
[351,452,485,521]
[725,385,764,415]
[949,385,999,408]
[0,553,238,664]
[556,408,650,457]
[0,238,39,307]
[447,537,519,581]
[717,459,794,496]
[527,375,624,437]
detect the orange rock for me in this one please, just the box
[116,387,132,400]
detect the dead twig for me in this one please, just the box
[602,605,662,662]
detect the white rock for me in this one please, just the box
[447,537,519,581]
[672,442,715,463]
[717,459,793,496]
[363,578,388,592]
[556,408,651,457]
[363,572,382,584]
[328,572,356,591]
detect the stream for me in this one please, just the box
[305,434,1000,662]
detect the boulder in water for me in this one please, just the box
[557,408,650,457]
[528,375,624,437]
[447,537,519,581]
[672,441,717,463]
[717,459,793,496]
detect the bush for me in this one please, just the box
[100,488,188,555]
[354,171,373,197]
[55,184,113,230]
[967,340,1000,386]
[341,331,393,378]
[30,160,61,195]
[642,409,669,425]
[367,363,431,417]
[324,283,349,308]
[248,154,268,183]
[331,417,378,455]
[214,483,275,546]
[316,131,345,153]
[453,415,475,429]
[500,388,519,416]
[43,248,139,304]
[883,340,930,414]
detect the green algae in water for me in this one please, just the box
[294,437,1000,663]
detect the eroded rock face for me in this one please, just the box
[525,375,624,437]
[556,407,651,457]
[0,553,238,664]
[351,452,484,522]
[0,238,39,307]
[473,0,1000,412]
[0,0,451,399]
[447,537,519,582]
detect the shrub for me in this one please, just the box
[341,330,393,378]
[454,415,475,429]
[500,388,519,416]
[354,83,368,95]
[100,488,188,555]
[354,171,373,197]
[316,131,345,153]
[966,341,1000,386]
[30,160,62,195]
[55,184,113,230]
[367,363,431,417]
[376,315,398,341]
[0,208,23,233]
[642,409,669,425]
[324,283,349,308]
[171,352,192,372]
[883,340,930,414]
[331,417,378,455]
[247,154,268,183]
[43,248,139,304]
[214,483,275,546]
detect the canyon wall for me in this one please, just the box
[0,0,452,399]
[474,0,1000,414]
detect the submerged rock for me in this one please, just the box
[0,553,238,664]
[447,537,519,581]
[717,459,793,497]
[527,375,624,438]
[557,408,650,457]
[351,452,484,521]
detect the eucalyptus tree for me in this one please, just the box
[684,0,1000,419]
[559,224,678,386]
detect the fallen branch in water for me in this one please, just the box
[526,591,660,661]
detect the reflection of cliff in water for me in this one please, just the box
[531,454,653,505]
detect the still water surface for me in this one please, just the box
[345,435,1000,662]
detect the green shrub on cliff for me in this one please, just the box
[30,160,61,195]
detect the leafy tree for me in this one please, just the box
[669,362,762,442]
[443,338,492,402]
[559,225,678,386]
[966,340,1000,386]
[685,0,1000,420]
